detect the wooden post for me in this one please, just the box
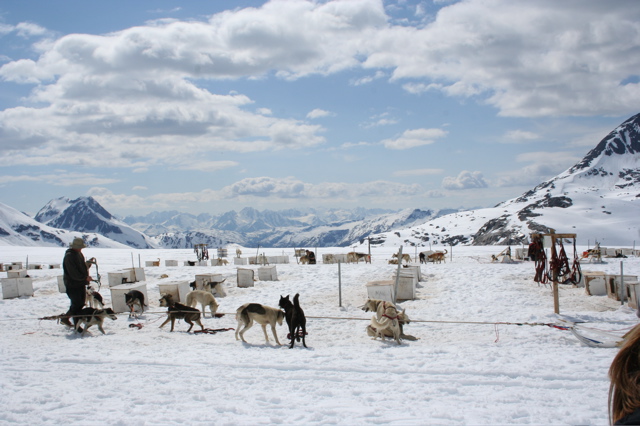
[550,231,559,314]
[530,230,577,315]
[393,246,403,304]
[338,261,342,307]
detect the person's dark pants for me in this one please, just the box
[65,285,86,321]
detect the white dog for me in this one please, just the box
[235,303,284,345]
[186,290,219,317]
[362,299,412,344]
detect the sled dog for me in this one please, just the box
[159,294,204,332]
[73,307,117,336]
[235,303,284,345]
[279,294,307,349]
[186,290,219,317]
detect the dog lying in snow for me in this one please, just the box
[392,252,412,264]
[73,307,117,336]
[279,294,307,349]
[159,294,204,332]
[362,299,414,343]
[186,290,219,318]
[235,303,284,345]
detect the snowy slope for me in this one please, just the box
[0,244,635,424]
[0,202,128,248]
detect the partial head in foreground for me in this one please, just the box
[609,324,640,425]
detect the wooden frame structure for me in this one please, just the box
[530,230,577,314]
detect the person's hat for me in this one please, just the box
[70,238,87,249]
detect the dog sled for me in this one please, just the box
[557,318,629,348]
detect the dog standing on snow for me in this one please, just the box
[279,294,307,349]
[235,303,284,345]
[124,290,146,318]
[73,307,117,336]
[159,294,204,332]
[186,290,219,318]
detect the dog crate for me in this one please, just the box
[234,257,248,265]
[404,265,423,282]
[57,275,66,293]
[195,273,224,290]
[627,282,640,310]
[237,268,255,288]
[582,271,607,296]
[164,260,179,267]
[158,281,191,303]
[395,269,417,301]
[258,265,277,281]
[514,248,529,260]
[6,262,23,271]
[27,264,42,270]
[110,282,148,314]
[7,269,28,278]
[48,263,61,269]
[366,280,395,303]
[1,277,34,299]
[606,274,639,301]
[107,268,145,287]
[145,260,160,267]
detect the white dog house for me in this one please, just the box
[582,271,607,296]
[606,274,639,301]
[258,265,277,281]
[107,268,145,287]
[237,268,255,288]
[395,269,418,301]
[195,273,224,290]
[626,282,640,310]
[164,260,179,267]
[1,277,33,299]
[366,280,395,302]
[158,280,191,303]
[110,282,148,314]
[7,269,28,278]
[234,257,249,265]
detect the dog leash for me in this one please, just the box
[194,327,235,335]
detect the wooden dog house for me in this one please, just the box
[110,282,148,314]
[158,280,191,303]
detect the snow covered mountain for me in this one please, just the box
[0,201,128,248]
[151,208,442,248]
[362,113,640,249]
[34,197,158,249]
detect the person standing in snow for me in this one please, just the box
[61,237,92,329]
[608,324,640,424]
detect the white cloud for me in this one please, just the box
[306,109,334,119]
[502,130,540,143]
[495,151,580,187]
[382,128,447,150]
[442,171,488,190]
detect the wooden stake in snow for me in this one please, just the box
[393,246,403,305]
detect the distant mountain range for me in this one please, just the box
[1,113,639,249]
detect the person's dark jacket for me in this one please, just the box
[616,408,640,425]
[63,248,88,289]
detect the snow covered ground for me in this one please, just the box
[1,245,638,425]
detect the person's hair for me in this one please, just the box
[609,324,640,424]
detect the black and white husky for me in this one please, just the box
[235,303,284,345]
[73,307,117,336]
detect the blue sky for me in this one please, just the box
[1,0,638,217]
